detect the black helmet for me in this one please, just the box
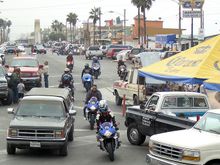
[85,63,89,68]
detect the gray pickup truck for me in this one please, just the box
[125,91,210,145]
[6,88,76,156]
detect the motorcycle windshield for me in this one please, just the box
[99,122,116,136]
[82,74,92,81]
[92,63,100,69]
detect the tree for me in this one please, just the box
[51,20,60,33]
[6,20,12,41]
[89,7,100,45]
[140,0,155,48]
[66,13,78,42]
[131,0,155,47]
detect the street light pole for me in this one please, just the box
[124,9,126,45]
[178,0,182,51]
[191,0,194,47]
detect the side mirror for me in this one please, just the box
[69,109,76,116]
[7,108,14,114]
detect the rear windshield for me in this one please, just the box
[89,47,100,50]
[11,59,38,67]
[16,100,64,117]
[131,49,142,54]
[162,96,208,109]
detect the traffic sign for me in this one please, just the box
[183,10,202,18]
[182,0,205,9]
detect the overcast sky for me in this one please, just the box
[0,0,219,40]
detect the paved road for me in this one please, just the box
[0,50,148,165]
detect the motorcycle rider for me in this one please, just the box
[92,56,101,77]
[59,68,74,97]
[66,53,73,63]
[81,63,93,78]
[117,59,127,77]
[83,84,102,119]
[96,100,120,149]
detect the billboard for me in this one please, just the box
[183,10,202,18]
[182,0,205,9]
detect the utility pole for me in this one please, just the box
[99,7,101,40]
[178,0,182,51]
[124,9,126,45]
[191,0,194,47]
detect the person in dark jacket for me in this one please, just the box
[83,84,102,119]
[81,63,93,78]
[9,67,21,103]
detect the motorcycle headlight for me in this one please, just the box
[104,130,112,138]
[182,150,200,162]
[8,128,17,137]
[90,106,96,111]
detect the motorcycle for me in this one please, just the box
[118,65,127,80]
[82,73,93,92]
[98,122,120,161]
[66,60,74,72]
[92,63,101,79]
[86,97,99,130]
[58,80,74,98]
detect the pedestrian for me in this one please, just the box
[8,67,21,103]
[17,79,25,99]
[43,61,49,88]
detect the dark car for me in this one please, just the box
[5,46,17,54]
[33,45,47,54]
[128,48,145,60]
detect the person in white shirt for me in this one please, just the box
[43,61,49,88]
[17,79,25,99]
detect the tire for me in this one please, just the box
[7,143,16,155]
[115,91,122,106]
[2,89,13,105]
[59,142,68,156]
[106,142,114,161]
[127,123,146,145]
[68,125,74,142]
[89,114,95,130]
[133,95,139,105]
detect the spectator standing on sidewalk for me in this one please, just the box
[43,61,49,88]
[17,79,25,99]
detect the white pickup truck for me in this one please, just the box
[85,46,104,60]
[146,109,220,165]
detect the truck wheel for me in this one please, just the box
[127,123,146,145]
[115,91,122,106]
[68,125,74,142]
[7,143,16,155]
[2,89,13,105]
[133,95,139,105]
[59,142,68,156]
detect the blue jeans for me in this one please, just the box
[12,87,18,103]
[44,74,49,88]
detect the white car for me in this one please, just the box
[116,49,131,61]
[85,46,104,60]
[17,45,25,52]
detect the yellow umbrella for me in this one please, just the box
[139,35,220,84]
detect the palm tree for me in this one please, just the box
[51,20,60,33]
[131,0,155,46]
[66,13,78,42]
[0,19,4,43]
[140,0,155,48]
[89,7,100,45]
[131,0,141,44]
[6,20,12,41]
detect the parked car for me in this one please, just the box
[5,46,17,54]
[7,56,42,90]
[116,49,131,61]
[127,48,145,61]
[6,88,76,156]
[17,45,25,53]
[85,46,104,59]
[33,45,47,54]
[106,48,128,59]
[146,109,220,165]
[100,45,108,55]
[0,65,13,105]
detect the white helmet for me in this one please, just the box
[64,68,70,72]
[99,100,108,113]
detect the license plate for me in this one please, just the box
[30,141,41,148]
